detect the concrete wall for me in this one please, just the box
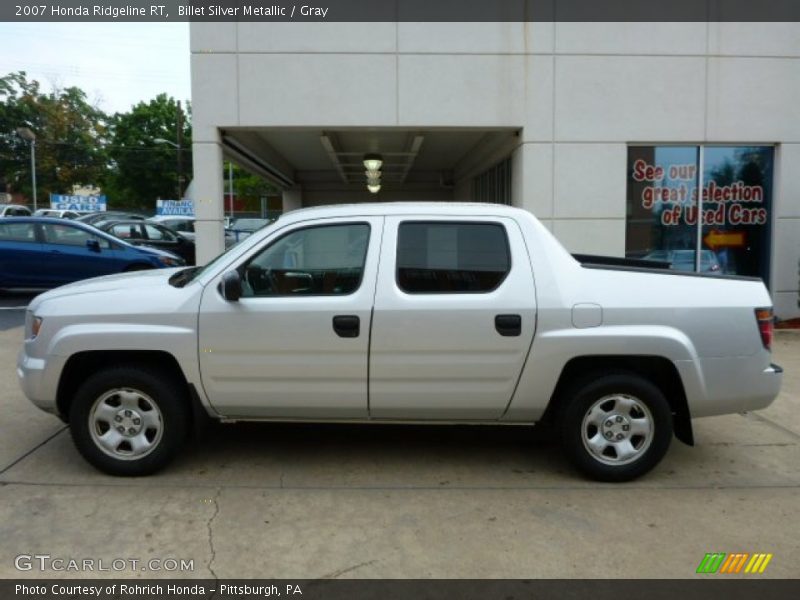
[191,22,800,318]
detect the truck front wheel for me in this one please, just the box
[69,366,188,476]
[559,373,673,482]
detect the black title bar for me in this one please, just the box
[3,0,800,22]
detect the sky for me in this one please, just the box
[0,23,191,114]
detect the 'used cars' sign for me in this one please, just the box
[51,194,107,212]
[156,199,194,216]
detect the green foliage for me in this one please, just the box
[105,93,192,209]
[0,71,109,200]
[0,72,276,213]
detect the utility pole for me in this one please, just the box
[176,100,184,199]
[15,127,37,211]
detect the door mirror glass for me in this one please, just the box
[221,270,242,302]
[86,239,101,252]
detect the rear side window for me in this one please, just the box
[42,223,111,249]
[0,222,36,242]
[397,222,511,293]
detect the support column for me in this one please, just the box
[281,187,303,213]
[192,136,226,264]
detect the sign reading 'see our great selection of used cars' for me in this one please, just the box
[626,146,773,282]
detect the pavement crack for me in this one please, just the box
[206,487,222,584]
[744,411,800,441]
[0,426,68,476]
[320,559,377,579]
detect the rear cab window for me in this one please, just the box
[396,221,511,293]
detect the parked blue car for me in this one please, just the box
[0,217,184,289]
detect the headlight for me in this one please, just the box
[157,256,184,267]
[27,313,43,339]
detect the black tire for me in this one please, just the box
[69,366,188,476]
[559,372,673,482]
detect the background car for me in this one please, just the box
[98,219,195,265]
[643,249,721,273]
[33,209,80,219]
[150,215,196,241]
[75,211,145,227]
[227,217,271,245]
[0,217,184,289]
[0,204,32,217]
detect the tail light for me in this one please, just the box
[755,308,774,350]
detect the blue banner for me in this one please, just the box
[51,194,107,212]
[156,199,195,216]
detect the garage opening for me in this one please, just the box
[219,128,520,212]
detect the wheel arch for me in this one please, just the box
[542,355,694,446]
[56,350,193,424]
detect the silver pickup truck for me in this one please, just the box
[17,203,783,481]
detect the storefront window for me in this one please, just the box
[626,145,773,284]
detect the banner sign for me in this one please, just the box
[50,194,107,212]
[156,199,195,216]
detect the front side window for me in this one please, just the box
[144,224,175,241]
[241,223,370,297]
[397,222,511,293]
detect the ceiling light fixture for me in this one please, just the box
[367,183,381,194]
[363,153,383,171]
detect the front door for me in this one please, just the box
[369,216,537,420]
[198,217,381,418]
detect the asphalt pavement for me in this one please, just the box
[0,292,38,331]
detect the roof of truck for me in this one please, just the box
[282,202,529,222]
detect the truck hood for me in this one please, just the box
[29,268,186,312]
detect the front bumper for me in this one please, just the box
[17,348,64,416]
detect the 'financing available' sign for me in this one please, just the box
[51,194,107,212]
[156,199,195,216]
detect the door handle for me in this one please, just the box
[495,314,522,337]
[332,315,360,338]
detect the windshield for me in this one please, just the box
[169,218,281,287]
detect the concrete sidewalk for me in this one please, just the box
[0,317,798,579]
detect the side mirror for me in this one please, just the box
[86,239,101,253]
[221,270,242,302]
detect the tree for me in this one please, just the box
[0,71,109,202]
[105,94,191,210]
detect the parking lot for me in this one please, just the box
[0,294,798,579]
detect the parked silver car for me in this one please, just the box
[17,203,782,481]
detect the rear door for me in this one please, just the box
[198,217,381,418]
[0,221,44,286]
[369,216,536,420]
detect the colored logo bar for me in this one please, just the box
[696,553,773,574]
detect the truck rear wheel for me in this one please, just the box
[559,373,672,482]
[69,366,188,476]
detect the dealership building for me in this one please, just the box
[190,21,800,319]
